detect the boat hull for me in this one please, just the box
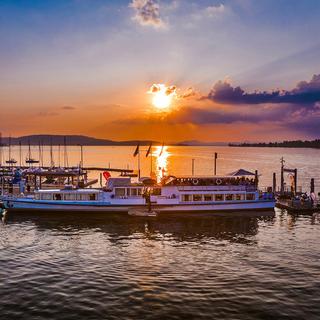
[2,198,275,214]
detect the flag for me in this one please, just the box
[146,143,152,157]
[133,143,140,157]
[103,171,111,180]
[159,143,164,156]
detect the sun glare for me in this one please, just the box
[149,84,176,110]
[152,91,172,109]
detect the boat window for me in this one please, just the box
[204,194,213,201]
[215,194,224,201]
[182,194,192,202]
[115,188,126,197]
[64,193,76,201]
[193,194,202,201]
[41,193,52,200]
[76,194,88,201]
[151,188,161,196]
[54,194,62,201]
[246,193,255,201]
[225,194,234,201]
[35,194,40,200]
[137,188,142,196]
[89,194,96,201]
[131,188,138,196]
[235,194,243,201]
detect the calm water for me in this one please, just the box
[1,146,320,319]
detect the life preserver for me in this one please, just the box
[192,179,199,185]
[216,179,222,185]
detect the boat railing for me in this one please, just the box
[177,185,254,192]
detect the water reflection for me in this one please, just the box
[4,212,275,244]
[155,145,169,181]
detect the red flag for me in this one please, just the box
[103,171,111,180]
[133,143,140,157]
[146,143,152,157]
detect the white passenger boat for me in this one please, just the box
[1,170,275,214]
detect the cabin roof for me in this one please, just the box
[36,188,100,193]
[228,169,256,176]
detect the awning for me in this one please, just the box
[228,169,256,176]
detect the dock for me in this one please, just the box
[276,199,320,214]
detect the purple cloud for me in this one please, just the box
[205,74,320,105]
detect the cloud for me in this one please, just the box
[61,105,76,110]
[148,83,197,99]
[205,4,225,17]
[190,3,228,22]
[129,0,166,28]
[205,74,320,105]
[179,87,197,99]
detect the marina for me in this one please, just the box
[0,143,319,216]
[0,142,277,215]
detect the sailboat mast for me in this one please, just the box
[8,136,11,164]
[50,139,54,167]
[63,136,68,167]
[0,132,2,167]
[150,147,153,177]
[19,141,22,167]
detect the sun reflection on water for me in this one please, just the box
[155,145,169,182]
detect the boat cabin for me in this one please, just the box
[34,189,101,201]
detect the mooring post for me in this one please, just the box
[255,170,258,188]
[310,178,315,193]
[294,168,297,194]
[214,152,217,175]
[273,172,276,192]
[280,157,285,194]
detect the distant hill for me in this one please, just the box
[229,139,320,149]
[0,134,232,146]
[0,135,155,146]
[176,140,229,146]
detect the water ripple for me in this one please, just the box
[0,212,319,320]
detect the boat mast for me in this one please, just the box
[58,144,61,168]
[38,141,42,167]
[0,132,2,167]
[80,144,83,168]
[50,139,54,168]
[8,136,11,163]
[63,136,68,168]
[19,141,22,167]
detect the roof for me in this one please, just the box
[228,169,256,176]
[36,188,100,193]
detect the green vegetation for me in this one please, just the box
[229,140,320,148]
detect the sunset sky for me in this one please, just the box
[1,0,320,142]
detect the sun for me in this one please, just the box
[149,83,176,110]
[152,91,172,109]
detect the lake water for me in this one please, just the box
[1,146,320,319]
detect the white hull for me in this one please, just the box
[3,198,275,214]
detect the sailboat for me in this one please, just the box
[5,137,17,165]
[25,141,39,166]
